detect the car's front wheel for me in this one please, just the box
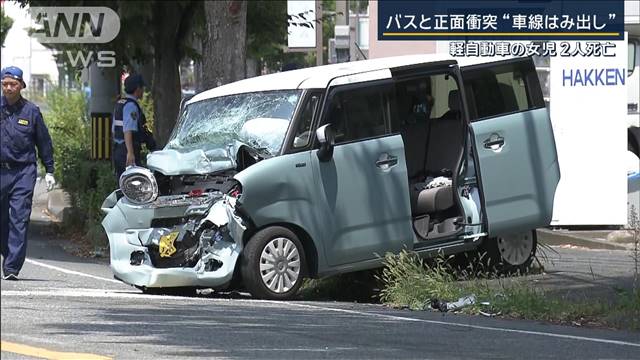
[481,230,537,274]
[241,226,306,300]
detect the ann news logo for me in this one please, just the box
[30,7,120,68]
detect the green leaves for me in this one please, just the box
[43,89,116,246]
[1,7,14,47]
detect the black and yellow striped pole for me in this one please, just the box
[91,113,112,160]
[88,64,119,162]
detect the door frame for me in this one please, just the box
[391,62,487,240]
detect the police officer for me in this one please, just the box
[112,74,156,183]
[1,66,56,281]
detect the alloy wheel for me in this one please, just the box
[259,237,301,293]
[496,232,534,266]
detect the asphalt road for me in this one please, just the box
[1,228,639,360]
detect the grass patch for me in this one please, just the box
[377,250,640,330]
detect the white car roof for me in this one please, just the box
[187,54,517,105]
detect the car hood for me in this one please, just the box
[147,144,239,176]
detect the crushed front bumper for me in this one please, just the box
[102,193,246,289]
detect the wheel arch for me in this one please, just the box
[242,222,319,278]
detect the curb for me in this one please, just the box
[536,229,629,250]
[46,188,71,222]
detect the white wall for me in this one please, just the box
[548,40,628,225]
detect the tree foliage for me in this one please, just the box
[245,0,343,71]
[1,7,14,47]
[14,0,204,145]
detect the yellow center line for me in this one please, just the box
[1,341,111,360]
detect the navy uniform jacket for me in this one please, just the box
[0,95,55,173]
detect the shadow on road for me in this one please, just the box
[27,221,109,266]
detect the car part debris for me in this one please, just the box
[431,294,477,312]
[479,301,501,317]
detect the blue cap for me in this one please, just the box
[124,74,145,94]
[1,66,26,88]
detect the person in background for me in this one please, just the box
[111,74,156,184]
[1,66,56,281]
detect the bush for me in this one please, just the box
[138,90,154,133]
[43,89,88,185]
[43,89,117,248]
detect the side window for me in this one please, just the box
[325,82,389,144]
[391,72,460,129]
[463,60,545,121]
[292,93,320,149]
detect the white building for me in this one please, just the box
[1,1,59,98]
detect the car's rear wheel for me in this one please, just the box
[481,230,537,274]
[241,226,306,300]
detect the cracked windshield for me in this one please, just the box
[166,90,302,155]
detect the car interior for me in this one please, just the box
[393,75,468,241]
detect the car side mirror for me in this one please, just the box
[316,124,335,162]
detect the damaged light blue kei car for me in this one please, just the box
[101,54,560,300]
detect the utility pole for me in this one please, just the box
[315,0,323,66]
[336,0,348,26]
[334,0,350,63]
[88,64,119,161]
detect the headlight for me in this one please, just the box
[119,166,158,205]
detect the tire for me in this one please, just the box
[480,230,537,275]
[241,226,306,300]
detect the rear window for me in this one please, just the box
[462,60,545,121]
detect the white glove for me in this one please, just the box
[45,173,56,191]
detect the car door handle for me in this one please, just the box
[376,155,398,169]
[483,134,505,151]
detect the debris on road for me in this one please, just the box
[431,294,477,312]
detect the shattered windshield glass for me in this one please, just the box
[166,90,302,155]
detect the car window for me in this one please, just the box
[292,93,320,149]
[390,72,459,131]
[324,82,390,144]
[462,60,545,121]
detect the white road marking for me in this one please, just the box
[25,259,121,284]
[1,289,213,301]
[277,302,640,349]
[14,260,640,349]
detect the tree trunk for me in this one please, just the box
[151,3,182,147]
[201,0,247,90]
[138,60,154,90]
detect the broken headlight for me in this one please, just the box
[120,166,159,205]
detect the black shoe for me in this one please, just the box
[2,273,18,281]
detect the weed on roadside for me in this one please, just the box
[377,251,463,309]
[377,249,640,330]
